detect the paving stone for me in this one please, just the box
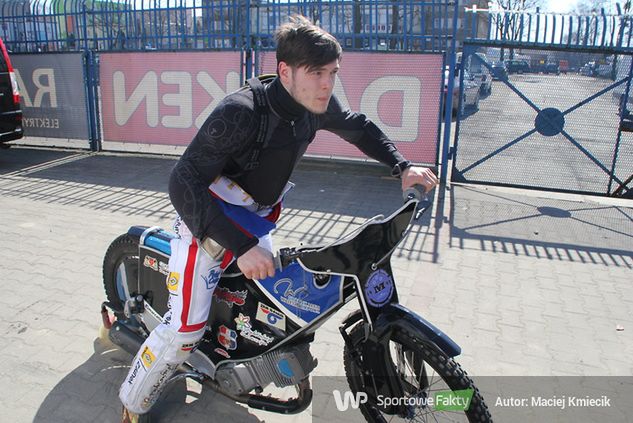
[1,148,631,422]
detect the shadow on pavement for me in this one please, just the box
[33,335,265,423]
[0,147,85,175]
[447,184,633,268]
[0,148,408,219]
[5,147,631,268]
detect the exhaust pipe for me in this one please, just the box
[109,321,144,356]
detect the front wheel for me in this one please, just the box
[343,325,492,422]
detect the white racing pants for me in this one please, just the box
[119,176,283,414]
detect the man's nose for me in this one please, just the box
[322,75,335,91]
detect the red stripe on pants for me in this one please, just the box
[179,240,205,333]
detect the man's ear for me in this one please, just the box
[278,61,291,83]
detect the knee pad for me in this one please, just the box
[119,324,204,414]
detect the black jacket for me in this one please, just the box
[169,77,405,257]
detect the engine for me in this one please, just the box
[214,343,317,396]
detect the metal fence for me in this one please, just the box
[3,0,459,165]
[0,0,456,54]
[451,5,633,197]
[465,4,633,52]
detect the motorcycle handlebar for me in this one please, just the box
[274,187,433,272]
[403,185,425,202]
[274,247,304,271]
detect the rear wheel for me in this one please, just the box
[343,325,491,422]
[103,234,140,314]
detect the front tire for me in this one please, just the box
[343,325,492,422]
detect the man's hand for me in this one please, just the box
[237,245,276,280]
[401,166,438,193]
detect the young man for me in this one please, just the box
[119,15,438,421]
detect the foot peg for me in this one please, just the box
[124,295,146,318]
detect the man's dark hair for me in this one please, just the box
[275,15,342,70]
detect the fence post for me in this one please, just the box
[83,49,101,151]
[439,0,460,187]
[244,0,253,81]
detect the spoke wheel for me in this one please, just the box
[343,325,492,422]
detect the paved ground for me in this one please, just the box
[0,146,632,422]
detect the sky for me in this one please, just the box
[545,0,579,13]
[544,0,626,14]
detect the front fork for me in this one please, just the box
[339,304,462,417]
[339,310,407,416]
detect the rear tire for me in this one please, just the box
[343,325,492,422]
[103,234,140,313]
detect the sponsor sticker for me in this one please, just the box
[256,302,286,331]
[217,325,237,351]
[143,256,158,271]
[364,269,394,308]
[166,272,179,293]
[180,342,198,352]
[159,261,169,276]
[144,363,177,406]
[274,278,321,313]
[213,286,247,308]
[234,313,274,346]
[127,360,144,385]
[202,266,222,290]
[214,348,231,359]
[141,346,156,369]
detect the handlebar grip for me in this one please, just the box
[275,247,299,271]
[273,253,283,271]
[403,185,425,202]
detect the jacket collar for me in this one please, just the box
[265,76,306,121]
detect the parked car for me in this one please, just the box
[0,37,23,147]
[505,59,530,74]
[443,65,480,116]
[545,63,560,74]
[579,62,596,76]
[491,61,508,80]
[533,62,560,74]
[596,64,612,78]
[559,60,569,74]
[457,52,492,95]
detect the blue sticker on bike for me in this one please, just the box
[365,269,394,307]
[257,262,343,326]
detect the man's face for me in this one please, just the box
[279,60,339,114]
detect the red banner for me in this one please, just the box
[100,51,242,145]
[100,51,442,163]
[261,52,442,164]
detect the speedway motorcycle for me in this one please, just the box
[101,188,492,422]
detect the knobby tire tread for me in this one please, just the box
[343,325,492,423]
[102,233,139,312]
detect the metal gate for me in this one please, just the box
[452,6,633,197]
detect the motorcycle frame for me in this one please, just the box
[116,198,462,414]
